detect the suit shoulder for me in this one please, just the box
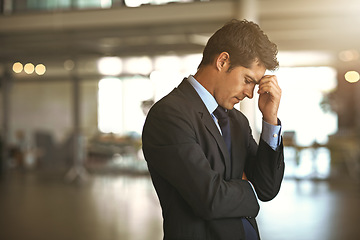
[150,91,185,113]
[149,84,201,116]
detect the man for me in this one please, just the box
[142,19,285,240]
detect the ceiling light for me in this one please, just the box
[12,62,23,73]
[344,71,360,83]
[24,63,35,74]
[35,64,46,75]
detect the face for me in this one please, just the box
[213,60,266,110]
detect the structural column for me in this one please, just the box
[65,64,88,182]
[235,0,261,140]
[1,67,11,175]
[233,0,258,22]
[355,81,360,134]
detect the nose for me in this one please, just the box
[245,91,253,99]
[244,86,255,99]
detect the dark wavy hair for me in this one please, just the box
[198,19,279,71]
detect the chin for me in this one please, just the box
[232,99,240,106]
[225,104,235,110]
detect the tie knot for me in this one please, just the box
[213,106,228,120]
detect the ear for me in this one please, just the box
[216,52,230,71]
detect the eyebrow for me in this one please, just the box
[246,75,260,84]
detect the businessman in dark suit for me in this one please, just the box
[142,19,285,240]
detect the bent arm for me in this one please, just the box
[244,125,285,201]
[142,104,259,220]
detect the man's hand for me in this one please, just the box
[257,75,281,125]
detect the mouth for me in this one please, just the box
[234,97,241,103]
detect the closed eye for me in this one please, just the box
[245,77,253,84]
[245,75,259,85]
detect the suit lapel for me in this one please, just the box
[177,79,232,180]
[202,113,231,162]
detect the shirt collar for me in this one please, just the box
[187,75,218,114]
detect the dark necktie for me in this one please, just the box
[213,106,258,240]
[213,106,231,155]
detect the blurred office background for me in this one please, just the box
[0,0,359,239]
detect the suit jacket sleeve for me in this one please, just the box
[244,126,285,202]
[142,99,260,220]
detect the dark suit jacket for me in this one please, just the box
[142,79,285,240]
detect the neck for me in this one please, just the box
[194,66,217,96]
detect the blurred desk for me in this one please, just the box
[87,133,146,173]
[328,132,360,182]
[283,131,360,181]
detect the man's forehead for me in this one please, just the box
[249,61,266,83]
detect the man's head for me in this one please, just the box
[194,19,279,110]
[198,19,279,71]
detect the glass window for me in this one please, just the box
[255,66,338,146]
[96,53,201,135]
[98,77,123,134]
[254,66,338,179]
[76,0,112,9]
[26,0,71,10]
[122,76,154,135]
[97,76,153,135]
[124,0,193,7]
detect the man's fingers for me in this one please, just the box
[257,75,281,96]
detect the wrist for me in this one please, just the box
[263,116,278,126]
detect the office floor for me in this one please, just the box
[0,168,359,240]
